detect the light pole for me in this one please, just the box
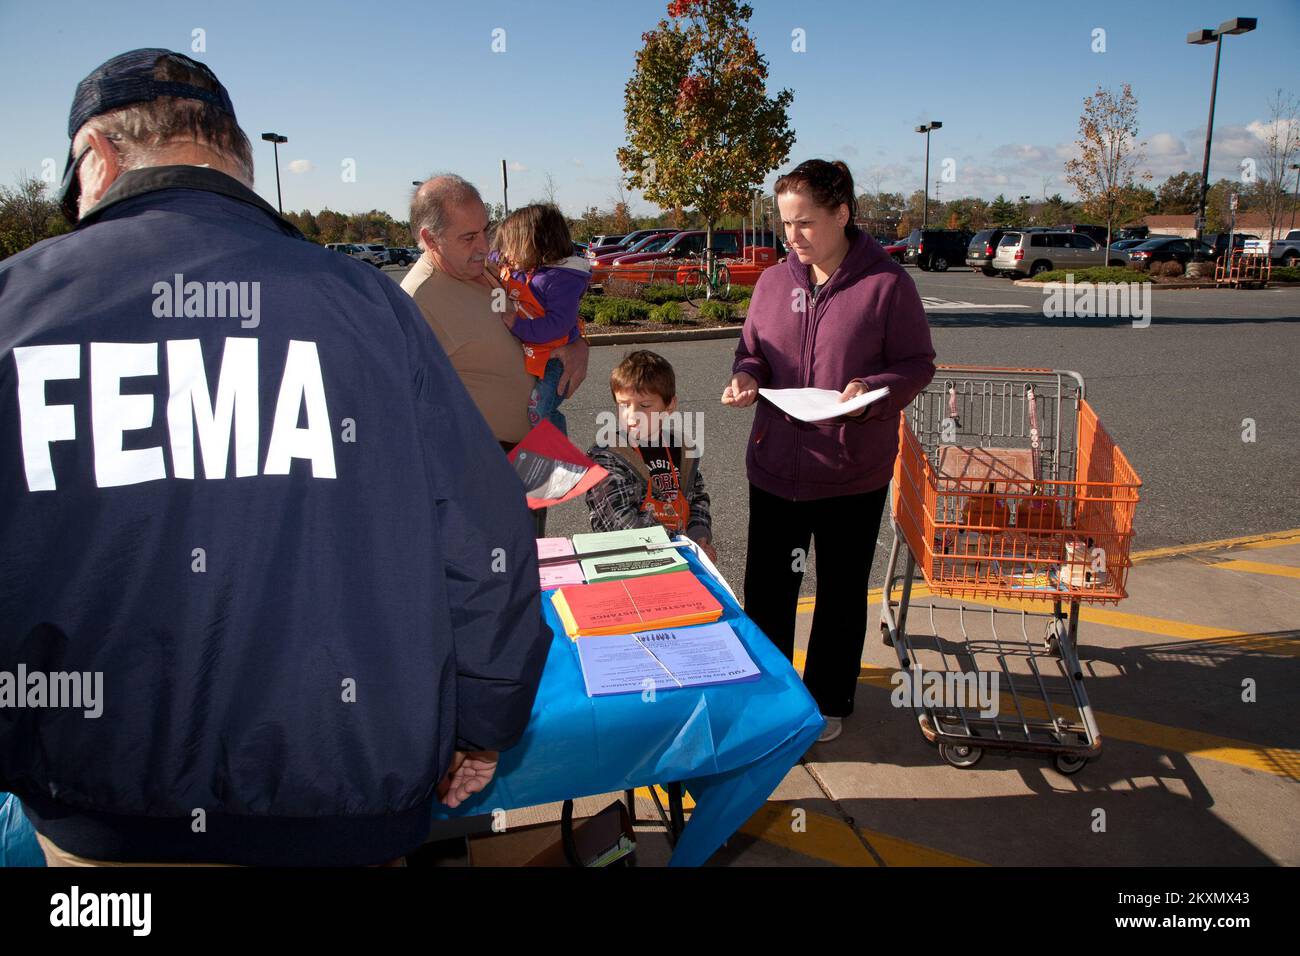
[260,133,288,214]
[915,121,942,230]
[1187,18,1256,244]
[1289,163,1300,233]
[1019,195,1032,226]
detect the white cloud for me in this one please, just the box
[508,161,528,172]
[287,159,313,175]
[1146,132,1188,157]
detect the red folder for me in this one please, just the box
[508,420,609,510]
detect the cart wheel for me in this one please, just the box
[938,743,983,769]
[880,623,895,647]
[1053,753,1088,776]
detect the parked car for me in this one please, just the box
[1109,235,1180,265]
[1126,237,1216,272]
[882,237,908,264]
[966,228,1010,276]
[992,231,1119,277]
[324,243,387,267]
[1116,225,1149,241]
[1243,229,1300,266]
[1035,222,1111,245]
[904,229,974,271]
[591,232,677,268]
[386,246,416,267]
[1202,233,1260,261]
[588,234,626,249]
[586,228,678,260]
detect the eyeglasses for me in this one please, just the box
[58,144,93,223]
[58,134,123,224]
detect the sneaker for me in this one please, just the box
[817,716,843,743]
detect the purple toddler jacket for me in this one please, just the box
[732,228,936,500]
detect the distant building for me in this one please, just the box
[1142,214,1293,240]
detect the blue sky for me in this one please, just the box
[2,0,1296,220]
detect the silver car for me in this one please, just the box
[993,231,1119,277]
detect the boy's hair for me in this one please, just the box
[610,350,676,404]
[494,203,572,272]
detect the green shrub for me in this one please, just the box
[1029,266,1148,284]
[578,295,599,321]
[594,297,650,326]
[725,283,756,301]
[650,301,688,324]
[641,283,692,304]
[731,296,751,317]
[697,300,733,324]
[1269,266,1300,283]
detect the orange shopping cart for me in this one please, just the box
[879,366,1141,774]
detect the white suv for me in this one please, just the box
[324,243,388,267]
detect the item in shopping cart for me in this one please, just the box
[1014,494,1065,531]
[1061,539,1110,589]
[960,484,1009,529]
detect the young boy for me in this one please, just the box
[585,350,716,561]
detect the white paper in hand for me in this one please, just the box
[758,385,890,423]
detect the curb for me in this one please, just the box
[1013,278,1275,291]
[586,325,743,345]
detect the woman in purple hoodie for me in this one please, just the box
[721,160,936,743]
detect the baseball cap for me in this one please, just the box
[58,48,237,221]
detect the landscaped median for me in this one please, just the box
[581,281,753,342]
[1015,264,1300,288]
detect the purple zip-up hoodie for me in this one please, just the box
[732,228,936,500]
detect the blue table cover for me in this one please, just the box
[434,547,824,866]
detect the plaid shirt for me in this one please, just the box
[584,444,713,543]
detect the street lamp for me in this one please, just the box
[915,121,942,230]
[1187,17,1257,244]
[1289,163,1300,233]
[260,132,288,214]
[1019,195,1032,225]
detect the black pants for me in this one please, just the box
[743,482,889,718]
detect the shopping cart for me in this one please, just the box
[879,366,1141,774]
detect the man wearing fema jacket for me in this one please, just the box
[722,159,935,744]
[0,49,550,865]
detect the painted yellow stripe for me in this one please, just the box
[1212,559,1300,581]
[858,825,985,867]
[1131,527,1300,562]
[739,802,879,866]
[842,660,1300,780]
[634,785,696,811]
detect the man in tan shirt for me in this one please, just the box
[402,175,588,447]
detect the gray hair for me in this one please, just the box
[410,174,484,246]
[83,52,254,184]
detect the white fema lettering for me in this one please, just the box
[50,886,150,936]
[0,665,102,718]
[15,338,336,491]
[1042,274,1151,325]
[889,666,999,718]
[152,273,260,328]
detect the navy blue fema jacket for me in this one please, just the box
[0,166,551,865]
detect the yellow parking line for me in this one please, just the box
[858,826,985,867]
[1212,559,1300,581]
[739,802,880,866]
[1130,527,1300,562]
[634,785,696,811]
[845,661,1300,781]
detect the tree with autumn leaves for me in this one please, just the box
[618,0,793,252]
[1064,84,1151,259]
